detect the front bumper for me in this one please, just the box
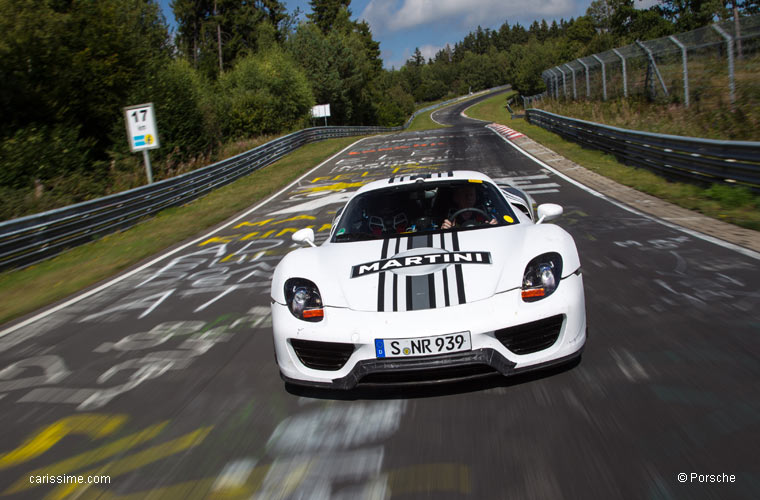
[272,273,586,389]
[280,347,583,390]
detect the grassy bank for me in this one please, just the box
[529,97,760,142]
[466,92,760,231]
[0,136,361,326]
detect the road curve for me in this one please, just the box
[0,89,758,499]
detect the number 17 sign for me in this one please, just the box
[124,103,160,183]
[124,103,160,152]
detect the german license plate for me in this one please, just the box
[374,332,471,358]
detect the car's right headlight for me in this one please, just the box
[521,252,563,302]
[284,278,324,321]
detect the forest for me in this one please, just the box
[1,0,756,220]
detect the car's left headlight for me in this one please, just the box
[521,252,563,302]
[284,278,324,321]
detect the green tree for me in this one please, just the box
[172,0,292,78]
[0,0,171,186]
[218,48,314,137]
[307,0,352,34]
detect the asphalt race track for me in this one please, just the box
[1,90,758,499]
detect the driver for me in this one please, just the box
[441,184,497,229]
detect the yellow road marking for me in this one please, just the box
[0,414,127,470]
[46,426,213,500]
[5,421,168,494]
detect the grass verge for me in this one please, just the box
[406,108,450,132]
[466,92,760,231]
[0,136,362,326]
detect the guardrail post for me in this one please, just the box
[592,55,607,101]
[636,40,669,98]
[565,63,577,100]
[668,35,690,107]
[577,59,590,98]
[612,49,627,98]
[712,24,736,105]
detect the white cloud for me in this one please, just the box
[634,0,659,9]
[419,44,448,61]
[360,0,576,33]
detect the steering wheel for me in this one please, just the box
[449,207,490,227]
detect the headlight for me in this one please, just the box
[522,252,563,302]
[284,278,324,322]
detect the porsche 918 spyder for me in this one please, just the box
[270,170,586,388]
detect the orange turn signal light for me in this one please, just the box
[302,309,324,319]
[521,288,545,299]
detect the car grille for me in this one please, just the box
[495,315,564,355]
[290,339,355,371]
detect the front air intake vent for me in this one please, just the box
[290,339,355,371]
[495,315,564,355]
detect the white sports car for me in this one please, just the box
[271,170,586,389]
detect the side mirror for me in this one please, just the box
[292,228,316,247]
[536,204,563,224]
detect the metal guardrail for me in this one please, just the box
[525,108,760,192]
[0,86,510,272]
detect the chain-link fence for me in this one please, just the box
[538,14,760,108]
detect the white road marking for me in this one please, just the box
[610,348,649,382]
[525,189,560,195]
[194,285,239,313]
[212,458,259,491]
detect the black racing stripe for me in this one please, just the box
[451,231,466,304]
[427,233,436,309]
[388,176,394,184]
[405,275,412,311]
[392,237,401,311]
[377,238,390,311]
[441,233,450,307]
[448,171,453,177]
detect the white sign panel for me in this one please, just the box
[310,104,331,118]
[124,103,160,152]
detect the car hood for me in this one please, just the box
[273,224,580,313]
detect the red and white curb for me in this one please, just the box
[487,123,524,140]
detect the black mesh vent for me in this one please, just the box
[495,315,564,355]
[290,339,355,371]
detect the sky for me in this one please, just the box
[158,0,659,70]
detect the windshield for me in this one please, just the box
[332,179,518,243]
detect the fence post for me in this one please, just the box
[557,66,568,98]
[668,35,690,107]
[577,58,590,98]
[550,68,560,98]
[612,48,627,98]
[565,63,577,100]
[636,40,669,98]
[592,54,607,101]
[712,24,736,105]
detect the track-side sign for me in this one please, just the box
[124,103,160,152]
[310,104,331,118]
